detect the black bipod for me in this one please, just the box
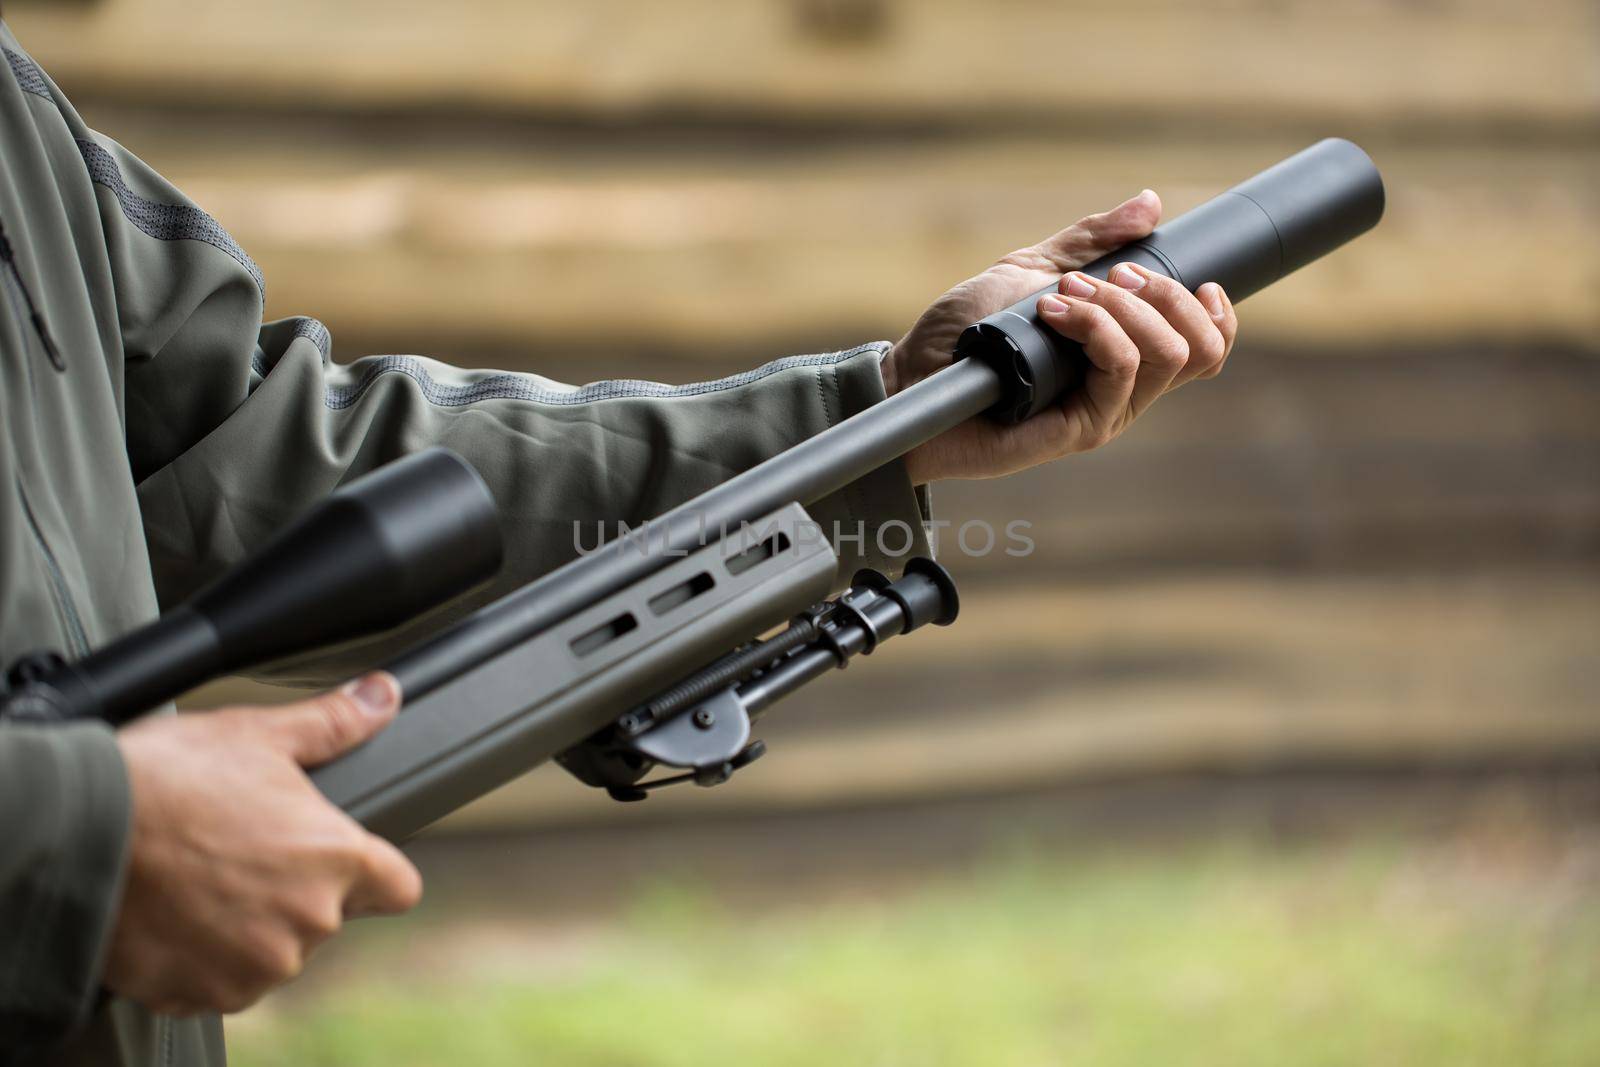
[556,558,959,801]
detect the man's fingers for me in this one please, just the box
[1032,190,1161,272]
[270,672,402,767]
[1057,271,1188,418]
[1037,294,1139,451]
[1194,283,1238,379]
[344,836,424,919]
[1107,264,1229,390]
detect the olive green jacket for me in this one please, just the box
[0,25,924,1066]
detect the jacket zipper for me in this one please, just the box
[16,478,91,658]
[0,215,65,372]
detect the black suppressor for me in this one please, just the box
[1,448,502,725]
[956,137,1385,423]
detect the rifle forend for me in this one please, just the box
[311,504,838,839]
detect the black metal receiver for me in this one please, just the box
[2,140,1384,842]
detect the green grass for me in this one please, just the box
[231,836,1600,1067]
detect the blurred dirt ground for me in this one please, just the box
[225,770,1600,1066]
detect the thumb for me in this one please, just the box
[271,672,402,767]
[1035,189,1162,270]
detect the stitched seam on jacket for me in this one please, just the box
[3,46,49,99]
[74,138,265,295]
[815,359,858,538]
[272,346,880,410]
[837,355,890,557]
[1,46,263,295]
[250,318,332,378]
[291,316,331,359]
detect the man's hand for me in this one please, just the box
[885,190,1239,483]
[103,673,421,1016]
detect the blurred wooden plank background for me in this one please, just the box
[8,0,1595,830]
[9,0,1598,352]
[12,0,1597,125]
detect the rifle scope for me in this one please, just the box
[1,448,502,725]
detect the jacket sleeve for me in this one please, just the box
[78,134,930,687]
[0,723,129,1049]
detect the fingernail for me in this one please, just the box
[1199,283,1226,319]
[1039,293,1071,315]
[1111,264,1145,290]
[344,673,399,718]
[1064,273,1096,299]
